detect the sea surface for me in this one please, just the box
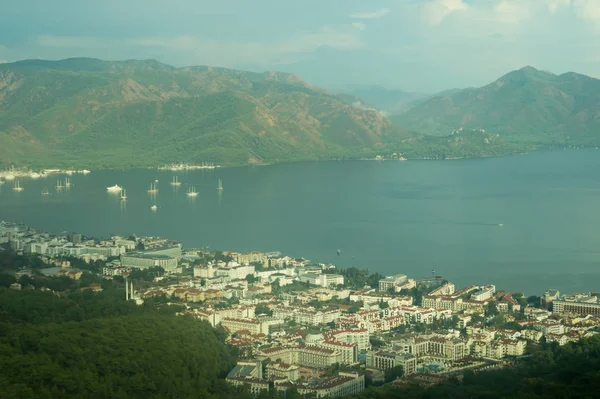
[1,150,600,295]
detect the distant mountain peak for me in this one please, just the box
[519,65,540,73]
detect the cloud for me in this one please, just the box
[37,27,365,67]
[573,0,600,22]
[352,22,366,31]
[422,0,469,25]
[494,0,531,24]
[350,8,390,19]
[548,0,571,14]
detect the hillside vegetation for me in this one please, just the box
[0,58,393,168]
[4,60,597,168]
[0,288,243,399]
[391,66,600,146]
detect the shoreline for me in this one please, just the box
[0,219,575,298]
[2,146,599,172]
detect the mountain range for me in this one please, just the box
[0,58,393,168]
[1,60,599,168]
[391,66,600,146]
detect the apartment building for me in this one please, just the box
[259,346,339,368]
[221,317,269,335]
[266,362,299,381]
[366,351,417,375]
[328,328,370,351]
[378,274,408,292]
[553,295,600,316]
[318,340,358,365]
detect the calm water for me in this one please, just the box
[2,150,600,295]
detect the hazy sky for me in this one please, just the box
[1,0,599,92]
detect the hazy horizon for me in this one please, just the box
[1,0,599,92]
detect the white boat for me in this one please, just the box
[151,205,157,211]
[107,184,122,192]
[4,174,15,181]
[217,179,223,191]
[148,182,158,193]
[42,188,50,196]
[186,186,198,197]
[120,189,127,200]
[13,180,23,192]
[81,169,91,175]
[56,180,64,190]
[65,177,71,188]
[30,172,41,179]
[170,176,181,186]
[0,179,4,185]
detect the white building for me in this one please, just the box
[120,253,178,271]
[298,273,344,288]
[471,285,496,301]
[194,264,215,278]
[378,274,408,292]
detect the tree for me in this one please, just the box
[0,273,17,287]
[18,274,34,287]
[246,274,259,284]
[255,304,273,316]
[485,301,499,317]
[384,366,404,383]
[379,300,389,309]
[271,279,281,294]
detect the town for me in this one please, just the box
[1,220,599,398]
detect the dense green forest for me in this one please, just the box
[0,288,249,399]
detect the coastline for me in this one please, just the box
[4,145,599,172]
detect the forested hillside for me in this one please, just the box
[0,58,392,168]
[392,66,600,147]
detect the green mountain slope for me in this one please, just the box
[392,66,600,146]
[0,58,392,168]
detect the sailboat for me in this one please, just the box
[217,179,223,191]
[56,180,64,190]
[13,180,24,192]
[170,176,181,186]
[120,189,127,200]
[64,177,71,188]
[41,188,50,196]
[186,186,198,197]
[148,182,158,194]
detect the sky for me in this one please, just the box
[1,0,600,92]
